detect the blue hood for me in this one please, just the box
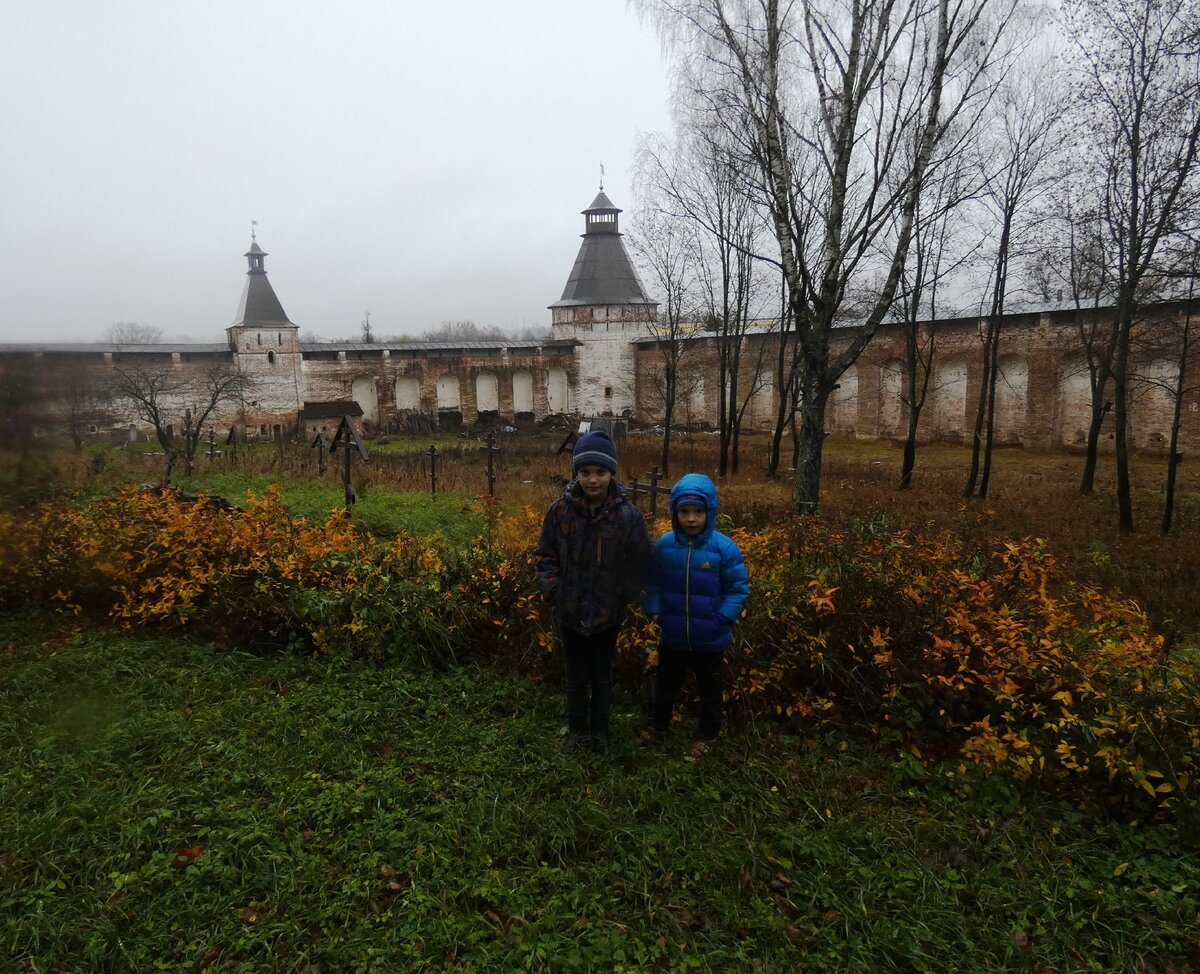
[670,473,719,545]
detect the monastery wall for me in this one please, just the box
[631,302,1200,455]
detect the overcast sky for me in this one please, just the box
[1,0,673,343]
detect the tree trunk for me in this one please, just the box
[979,322,1001,497]
[660,371,675,477]
[1162,300,1192,534]
[1162,425,1181,535]
[1113,294,1135,532]
[791,364,825,514]
[963,322,994,497]
[1079,368,1108,495]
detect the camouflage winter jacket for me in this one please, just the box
[534,481,652,635]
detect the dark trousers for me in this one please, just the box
[652,645,724,740]
[561,625,618,737]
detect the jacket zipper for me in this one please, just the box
[685,540,693,649]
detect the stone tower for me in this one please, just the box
[549,189,657,416]
[226,240,304,432]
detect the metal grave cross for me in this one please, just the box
[330,414,369,507]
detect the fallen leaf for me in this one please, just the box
[785,925,804,944]
[171,846,203,869]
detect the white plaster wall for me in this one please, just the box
[351,375,379,423]
[1057,359,1093,446]
[748,372,775,429]
[936,359,968,436]
[995,355,1029,443]
[512,370,533,413]
[476,372,499,412]
[395,376,421,410]
[879,360,904,435]
[547,367,570,413]
[1134,359,1179,447]
[830,364,858,432]
[553,311,655,415]
[436,374,461,409]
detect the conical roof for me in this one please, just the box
[550,191,655,309]
[584,191,619,213]
[233,242,295,327]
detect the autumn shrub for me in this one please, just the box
[1,487,1196,814]
[723,517,1199,814]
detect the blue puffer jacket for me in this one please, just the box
[644,473,749,652]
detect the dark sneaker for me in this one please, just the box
[637,727,666,747]
[592,733,610,755]
[562,733,585,756]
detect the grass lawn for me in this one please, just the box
[2,617,1197,973]
[169,474,486,547]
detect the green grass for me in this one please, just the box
[172,473,484,545]
[2,617,1197,973]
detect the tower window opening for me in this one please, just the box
[277,333,282,346]
[257,333,262,346]
[267,350,276,364]
[604,386,613,398]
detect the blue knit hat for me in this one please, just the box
[572,430,618,476]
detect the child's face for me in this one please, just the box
[676,503,707,536]
[576,464,613,503]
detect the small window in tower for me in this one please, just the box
[260,424,269,436]
[267,350,276,365]
[257,333,262,346]
[604,386,613,398]
[89,424,98,434]
[277,333,282,346]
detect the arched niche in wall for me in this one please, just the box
[1134,359,1179,448]
[1056,359,1093,446]
[395,375,421,411]
[547,367,569,414]
[351,375,379,423]
[829,364,858,433]
[476,371,499,413]
[436,373,461,410]
[994,355,1029,444]
[687,373,706,422]
[748,370,775,429]
[935,358,968,438]
[878,360,905,436]
[512,369,534,414]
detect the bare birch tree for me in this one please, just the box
[1063,0,1200,531]
[963,53,1069,498]
[636,127,772,476]
[635,0,1021,512]
[891,151,977,489]
[629,208,700,476]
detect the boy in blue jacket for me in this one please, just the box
[535,430,652,756]
[643,473,748,752]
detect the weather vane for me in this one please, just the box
[251,219,258,242]
[599,162,605,191]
